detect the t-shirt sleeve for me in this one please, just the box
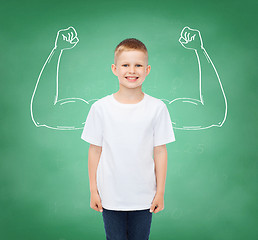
[81,104,103,147]
[153,104,176,147]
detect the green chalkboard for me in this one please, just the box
[1,0,257,239]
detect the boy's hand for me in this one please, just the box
[150,193,164,213]
[54,26,79,51]
[90,191,103,213]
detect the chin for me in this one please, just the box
[127,83,143,88]
[119,80,143,88]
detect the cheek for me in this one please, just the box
[139,70,145,75]
[118,70,126,76]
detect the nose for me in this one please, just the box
[128,66,136,73]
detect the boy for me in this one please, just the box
[81,38,175,240]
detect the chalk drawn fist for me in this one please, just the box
[179,26,204,51]
[54,26,79,50]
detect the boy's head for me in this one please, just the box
[111,38,151,90]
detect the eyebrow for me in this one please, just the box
[121,62,144,65]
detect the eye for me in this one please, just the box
[136,64,142,67]
[122,64,128,67]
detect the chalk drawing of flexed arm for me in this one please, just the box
[31,26,227,131]
[30,27,93,130]
[166,26,227,130]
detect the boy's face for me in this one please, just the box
[111,50,151,90]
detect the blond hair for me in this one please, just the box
[114,38,148,65]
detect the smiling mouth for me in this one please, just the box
[125,77,139,81]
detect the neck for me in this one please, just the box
[114,86,144,103]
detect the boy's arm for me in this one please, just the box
[88,144,102,193]
[150,144,167,213]
[153,144,168,195]
[88,144,103,212]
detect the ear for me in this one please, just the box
[111,64,118,76]
[146,65,151,76]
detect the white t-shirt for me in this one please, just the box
[81,92,176,211]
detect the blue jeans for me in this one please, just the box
[102,208,153,240]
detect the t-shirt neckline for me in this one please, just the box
[111,92,146,106]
